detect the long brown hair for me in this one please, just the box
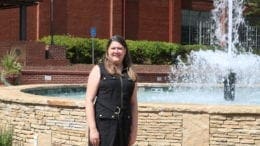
[104,35,137,81]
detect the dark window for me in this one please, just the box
[181,10,211,45]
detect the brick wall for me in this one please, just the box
[191,0,213,11]
[27,5,38,40]
[0,41,70,67]
[38,0,51,37]
[182,0,213,11]
[25,43,70,66]
[125,0,139,40]
[66,0,111,38]
[20,64,170,84]
[20,70,89,84]
[20,69,169,84]
[0,8,19,40]
[170,0,181,43]
[0,5,40,41]
[137,0,169,41]
[53,0,68,35]
[0,0,213,43]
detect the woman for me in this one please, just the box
[86,35,138,146]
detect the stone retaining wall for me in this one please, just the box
[1,85,260,146]
[0,101,87,145]
[210,115,260,145]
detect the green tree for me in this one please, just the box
[245,0,260,26]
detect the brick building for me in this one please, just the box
[0,0,213,43]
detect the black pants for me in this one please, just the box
[88,118,130,146]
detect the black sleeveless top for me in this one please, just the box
[95,63,135,119]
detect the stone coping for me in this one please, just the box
[1,84,260,114]
[0,84,85,107]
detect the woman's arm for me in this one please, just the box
[85,65,101,146]
[129,83,138,146]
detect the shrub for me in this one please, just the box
[127,40,150,64]
[40,35,210,64]
[0,125,13,146]
[40,35,107,64]
[0,49,22,86]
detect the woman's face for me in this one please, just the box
[107,41,126,65]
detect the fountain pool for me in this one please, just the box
[20,83,260,105]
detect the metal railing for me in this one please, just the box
[181,10,260,51]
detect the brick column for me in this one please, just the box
[109,0,124,37]
[169,0,181,43]
[36,4,40,40]
[109,0,113,37]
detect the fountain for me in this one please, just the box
[169,0,260,101]
[223,71,236,101]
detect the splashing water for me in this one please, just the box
[170,0,260,88]
[211,0,246,54]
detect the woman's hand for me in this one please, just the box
[129,84,138,146]
[86,65,101,146]
[89,128,100,146]
[128,132,137,146]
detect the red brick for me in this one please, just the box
[0,0,213,43]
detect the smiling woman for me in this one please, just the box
[86,35,138,146]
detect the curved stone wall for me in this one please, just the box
[1,84,260,146]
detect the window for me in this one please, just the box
[181,10,211,45]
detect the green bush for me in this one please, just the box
[128,40,180,64]
[252,48,260,55]
[0,125,13,146]
[0,49,22,86]
[40,35,107,64]
[150,41,180,64]
[39,35,210,64]
[1,49,22,76]
[126,40,148,64]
